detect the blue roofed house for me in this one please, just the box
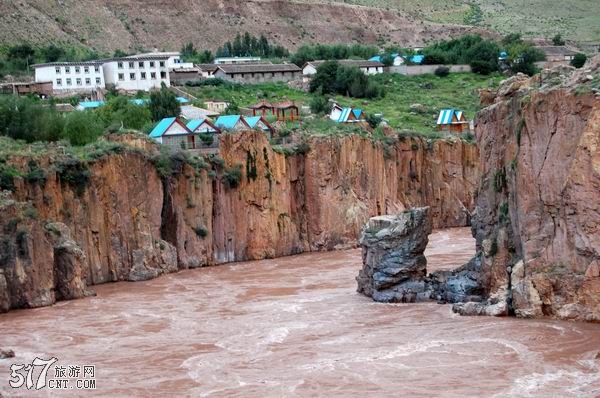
[149,117,202,149]
[368,53,404,66]
[329,103,366,123]
[76,100,105,111]
[187,119,220,134]
[245,116,274,138]
[408,54,425,64]
[436,109,470,133]
[186,118,221,147]
[214,115,251,131]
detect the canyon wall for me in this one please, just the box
[462,60,600,321]
[0,132,478,312]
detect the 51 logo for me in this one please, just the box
[9,357,58,390]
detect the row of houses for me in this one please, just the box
[33,51,193,96]
[150,115,273,150]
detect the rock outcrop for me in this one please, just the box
[456,56,600,321]
[356,208,432,302]
[0,131,478,313]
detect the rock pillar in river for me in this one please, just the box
[356,207,432,302]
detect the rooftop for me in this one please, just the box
[149,117,178,138]
[216,63,302,74]
[536,46,579,56]
[306,59,384,68]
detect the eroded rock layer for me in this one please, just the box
[0,132,478,312]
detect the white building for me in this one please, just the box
[33,51,192,94]
[33,61,105,94]
[214,56,261,65]
[102,54,172,91]
[134,51,194,69]
[302,60,384,76]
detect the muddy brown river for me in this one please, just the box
[1,228,599,397]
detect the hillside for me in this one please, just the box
[309,0,600,46]
[0,0,492,53]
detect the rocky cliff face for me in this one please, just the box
[0,132,478,312]
[460,59,600,321]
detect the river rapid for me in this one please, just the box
[1,228,599,397]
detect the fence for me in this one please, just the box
[386,64,472,76]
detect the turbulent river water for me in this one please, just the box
[1,227,599,397]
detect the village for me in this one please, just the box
[0,35,587,152]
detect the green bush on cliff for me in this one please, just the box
[193,225,208,238]
[223,164,243,189]
[55,159,91,196]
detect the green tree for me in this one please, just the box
[7,43,35,69]
[309,94,330,115]
[41,45,66,62]
[149,85,181,121]
[552,33,565,46]
[113,49,128,57]
[570,53,587,68]
[63,112,104,146]
[507,44,545,76]
[181,42,198,60]
[309,60,339,94]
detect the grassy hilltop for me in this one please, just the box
[304,0,600,44]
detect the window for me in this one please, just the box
[129,73,136,80]
[84,66,89,73]
[150,72,156,79]
[85,78,91,85]
[140,72,146,80]
[55,66,61,74]
[149,61,155,67]
[56,78,62,86]
[118,62,123,69]
[138,61,144,68]
[94,66,100,73]
[160,71,166,79]
[159,61,165,67]
[129,61,134,68]
[66,78,72,85]
[95,77,101,84]
[75,66,80,73]
[76,78,82,85]
[65,67,71,74]
[118,73,124,81]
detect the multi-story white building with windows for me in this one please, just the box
[33,51,192,95]
[102,54,172,91]
[34,61,105,94]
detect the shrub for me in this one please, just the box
[193,225,208,238]
[570,53,587,69]
[149,84,181,121]
[55,159,91,196]
[434,66,450,77]
[294,141,311,155]
[63,111,104,146]
[0,163,21,191]
[223,164,243,189]
[25,160,47,186]
[366,114,383,128]
[198,133,214,145]
[309,95,330,115]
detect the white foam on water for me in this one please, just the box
[260,327,290,345]
[495,361,600,398]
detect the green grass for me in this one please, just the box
[181,72,502,134]
[300,0,600,45]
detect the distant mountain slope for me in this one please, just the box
[307,0,600,45]
[0,0,493,53]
